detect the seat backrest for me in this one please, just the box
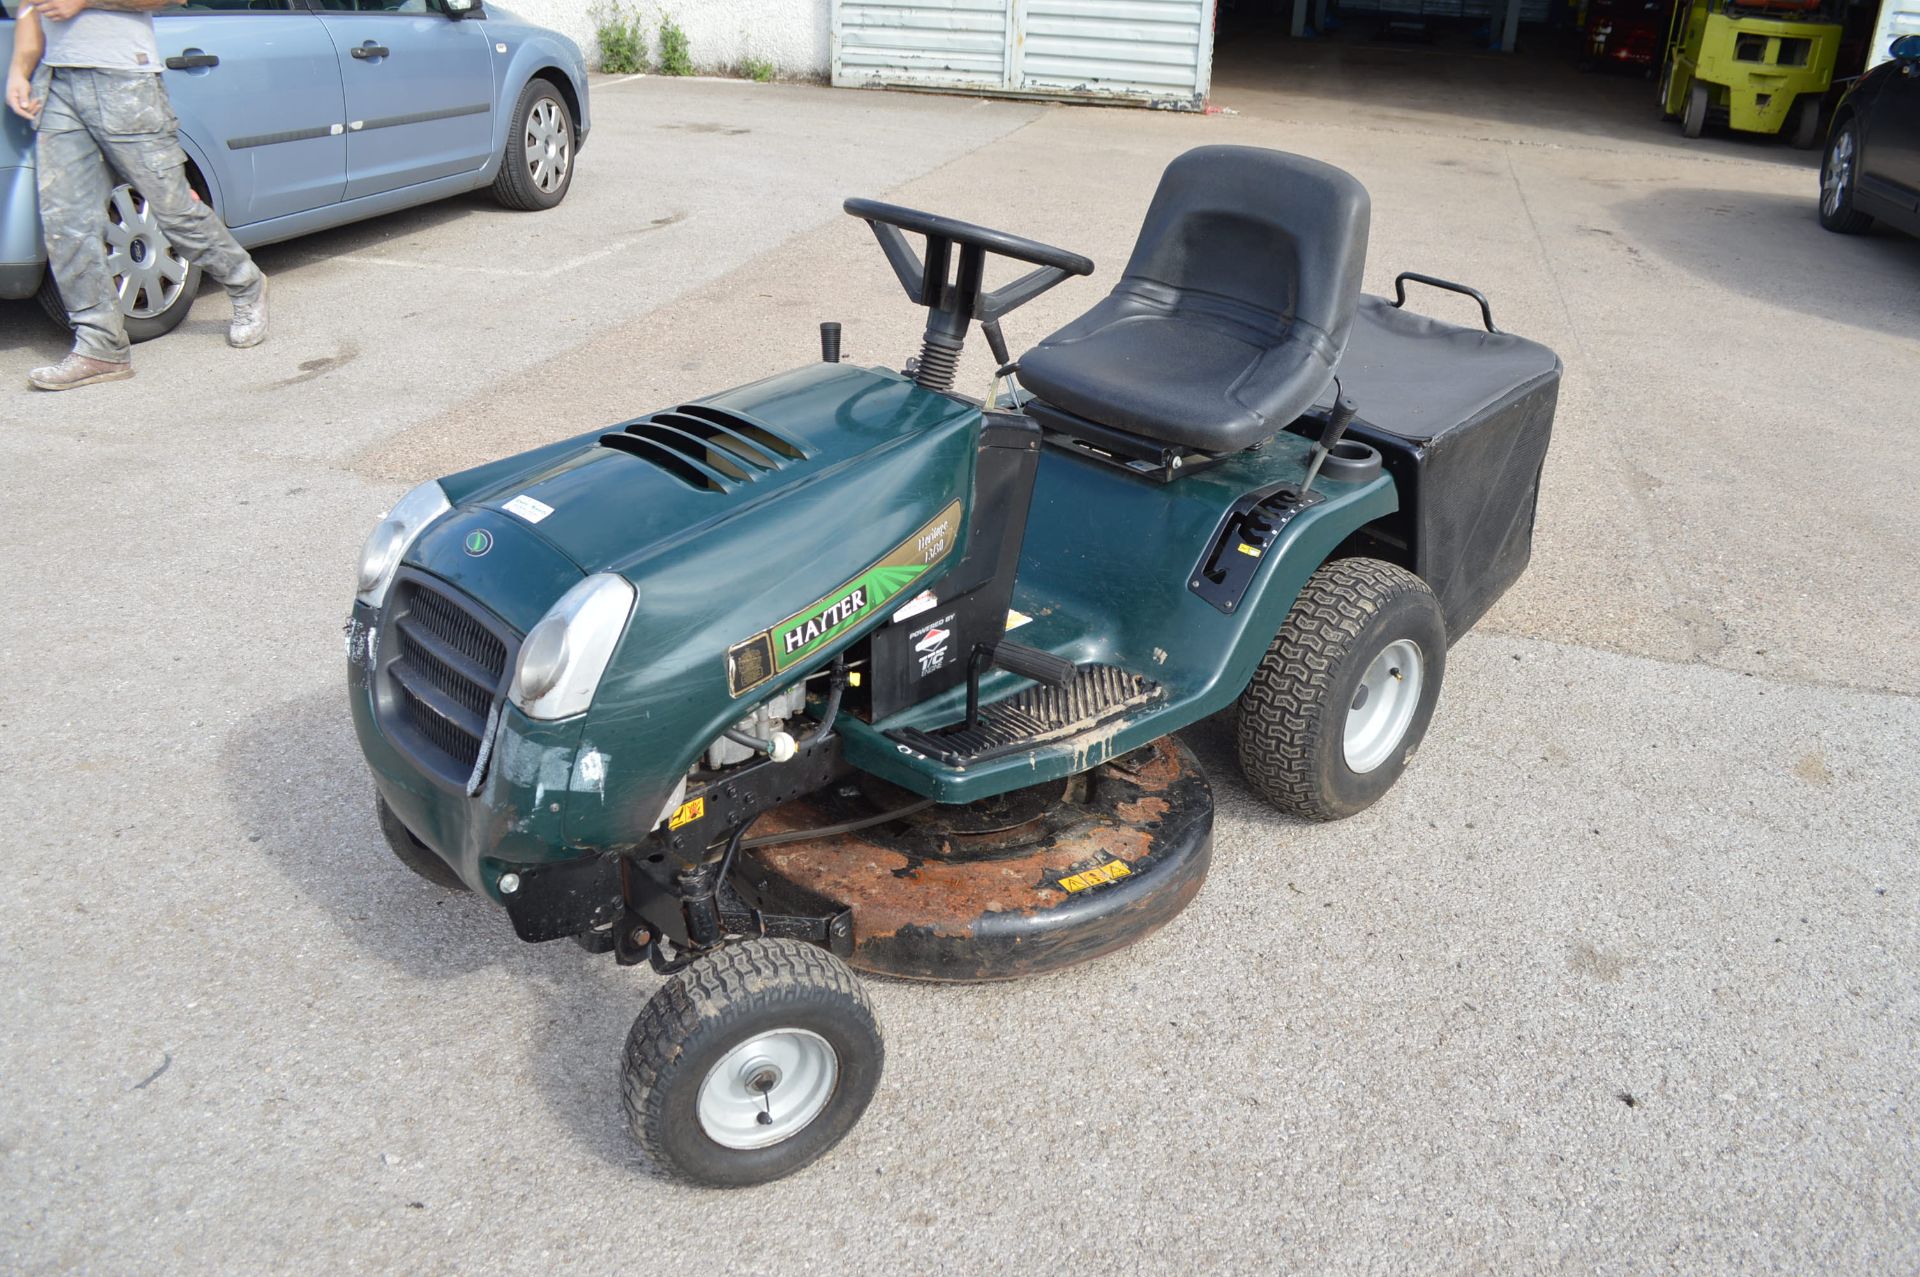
[1117,146,1370,353]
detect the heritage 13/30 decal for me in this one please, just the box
[725,500,963,697]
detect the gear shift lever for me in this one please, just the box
[1298,379,1356,498]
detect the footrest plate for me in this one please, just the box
[885,663,1161,766]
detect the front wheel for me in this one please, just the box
[1235,558,1447,822]
[622,938,883,1187]
[491,78,574,211]
[37,181,201,342]
[1681,82,1710,139]
[1819,121,1873,234]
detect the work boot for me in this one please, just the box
[28,353,134,392]
[228,269,269,349]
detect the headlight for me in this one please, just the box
[355,481,451,607]
[509,573,636,720]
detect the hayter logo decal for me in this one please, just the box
[726,500,964,696]
[463,529,493,557]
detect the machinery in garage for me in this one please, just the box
[346,146,1562,1186]
[1659,0,1842,145]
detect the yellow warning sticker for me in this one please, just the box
[1236,542,1262,557]
[668,797,705,830]
[1059,860,1134,893]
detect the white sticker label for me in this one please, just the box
[891,589,938,623]
[503,494,554,524]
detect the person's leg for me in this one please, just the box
[92,72,269,347]
[35,69,133,368]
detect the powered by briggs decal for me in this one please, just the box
[727,500,963,696]
[910,613,955,679]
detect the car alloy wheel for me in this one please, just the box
[524,97,571,196]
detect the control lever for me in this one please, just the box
[1297,380,1357,499]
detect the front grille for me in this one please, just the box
[383,576,514,786]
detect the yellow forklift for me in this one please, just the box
[1658,0,1842,146]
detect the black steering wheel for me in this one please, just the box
[844,198,1094,383]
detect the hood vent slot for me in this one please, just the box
[599,405,809,492]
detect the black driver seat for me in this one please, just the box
[1017,146,1371,456]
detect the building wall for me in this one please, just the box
[498,0,832,76]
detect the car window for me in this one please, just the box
[308,0,438,12]
[166,0,299,11]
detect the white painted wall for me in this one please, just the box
[497,0,832,77]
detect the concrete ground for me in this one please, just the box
[3,51,1917,1274]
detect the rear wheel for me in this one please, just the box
[491,78,574,211]
[376,795,468,891]
[1787,96,1821,151]
[622,938,883,1187]
[1235,558,1447,822]
[1819,120,1874,233]
[37,181,201,342]
[1681,82,1710,138]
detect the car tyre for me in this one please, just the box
[1234,557,1447,822]
[622,938,883,1187]
[36,180,201,343]
[492,78,574,212]
[1681,82,1709,138]
[1818,119,1874,233]
[376,795,469,891]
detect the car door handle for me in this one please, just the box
[164,52,220,69]
[350,44,391,59]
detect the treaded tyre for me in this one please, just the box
[1235,557,1447,822]
[492,78,574,212]
[1787,96,1821,151]
[1682,82,1710,139]
[375,795,468,891]
[622,938,883,1187]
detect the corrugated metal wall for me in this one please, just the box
[1868,0,1919,66]
[832,0,1215,108]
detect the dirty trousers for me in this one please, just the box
[36,66,259,362]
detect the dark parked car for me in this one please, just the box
[1820,34,1920,238]
[1,0,588,340]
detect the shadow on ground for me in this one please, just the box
[1613,186,1920,338]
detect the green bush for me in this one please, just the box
[739,56,776,83]
[593,2,647,74]
[656,15,694,75]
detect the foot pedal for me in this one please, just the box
[887,664,1161,766]
[990,640,1075,687]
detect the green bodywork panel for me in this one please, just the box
[352,360,1395,884]
[1664,3,1840,134]
[842,430,1395,801]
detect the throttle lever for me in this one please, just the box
[1298,380,1357,499]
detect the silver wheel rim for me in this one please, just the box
[696,1028,838,1150]
[1822,130,1853,218]
[524,98,571,194]
[105,184,190,320]
[1343,638,1424,774]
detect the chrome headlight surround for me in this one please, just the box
[509,573,637,721]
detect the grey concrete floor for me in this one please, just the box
[2,60,1917,1274]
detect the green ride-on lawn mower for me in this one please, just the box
[347,145,1562,1187]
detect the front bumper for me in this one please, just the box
[349,598,600,908]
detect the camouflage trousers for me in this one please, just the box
[36,66,259,362]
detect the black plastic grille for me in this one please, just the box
[383,577,513,784]
[599,404,808,492]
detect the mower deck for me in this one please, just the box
[732,735,1213,981]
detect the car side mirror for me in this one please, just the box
[438,0,480,18]
[1892,33,1920,61]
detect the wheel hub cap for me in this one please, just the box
[697,1028,837,1149]
[103,184,190,320]
[1822,132,1852,218]
[524,100,571,194]
[1344,638,1425,774]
